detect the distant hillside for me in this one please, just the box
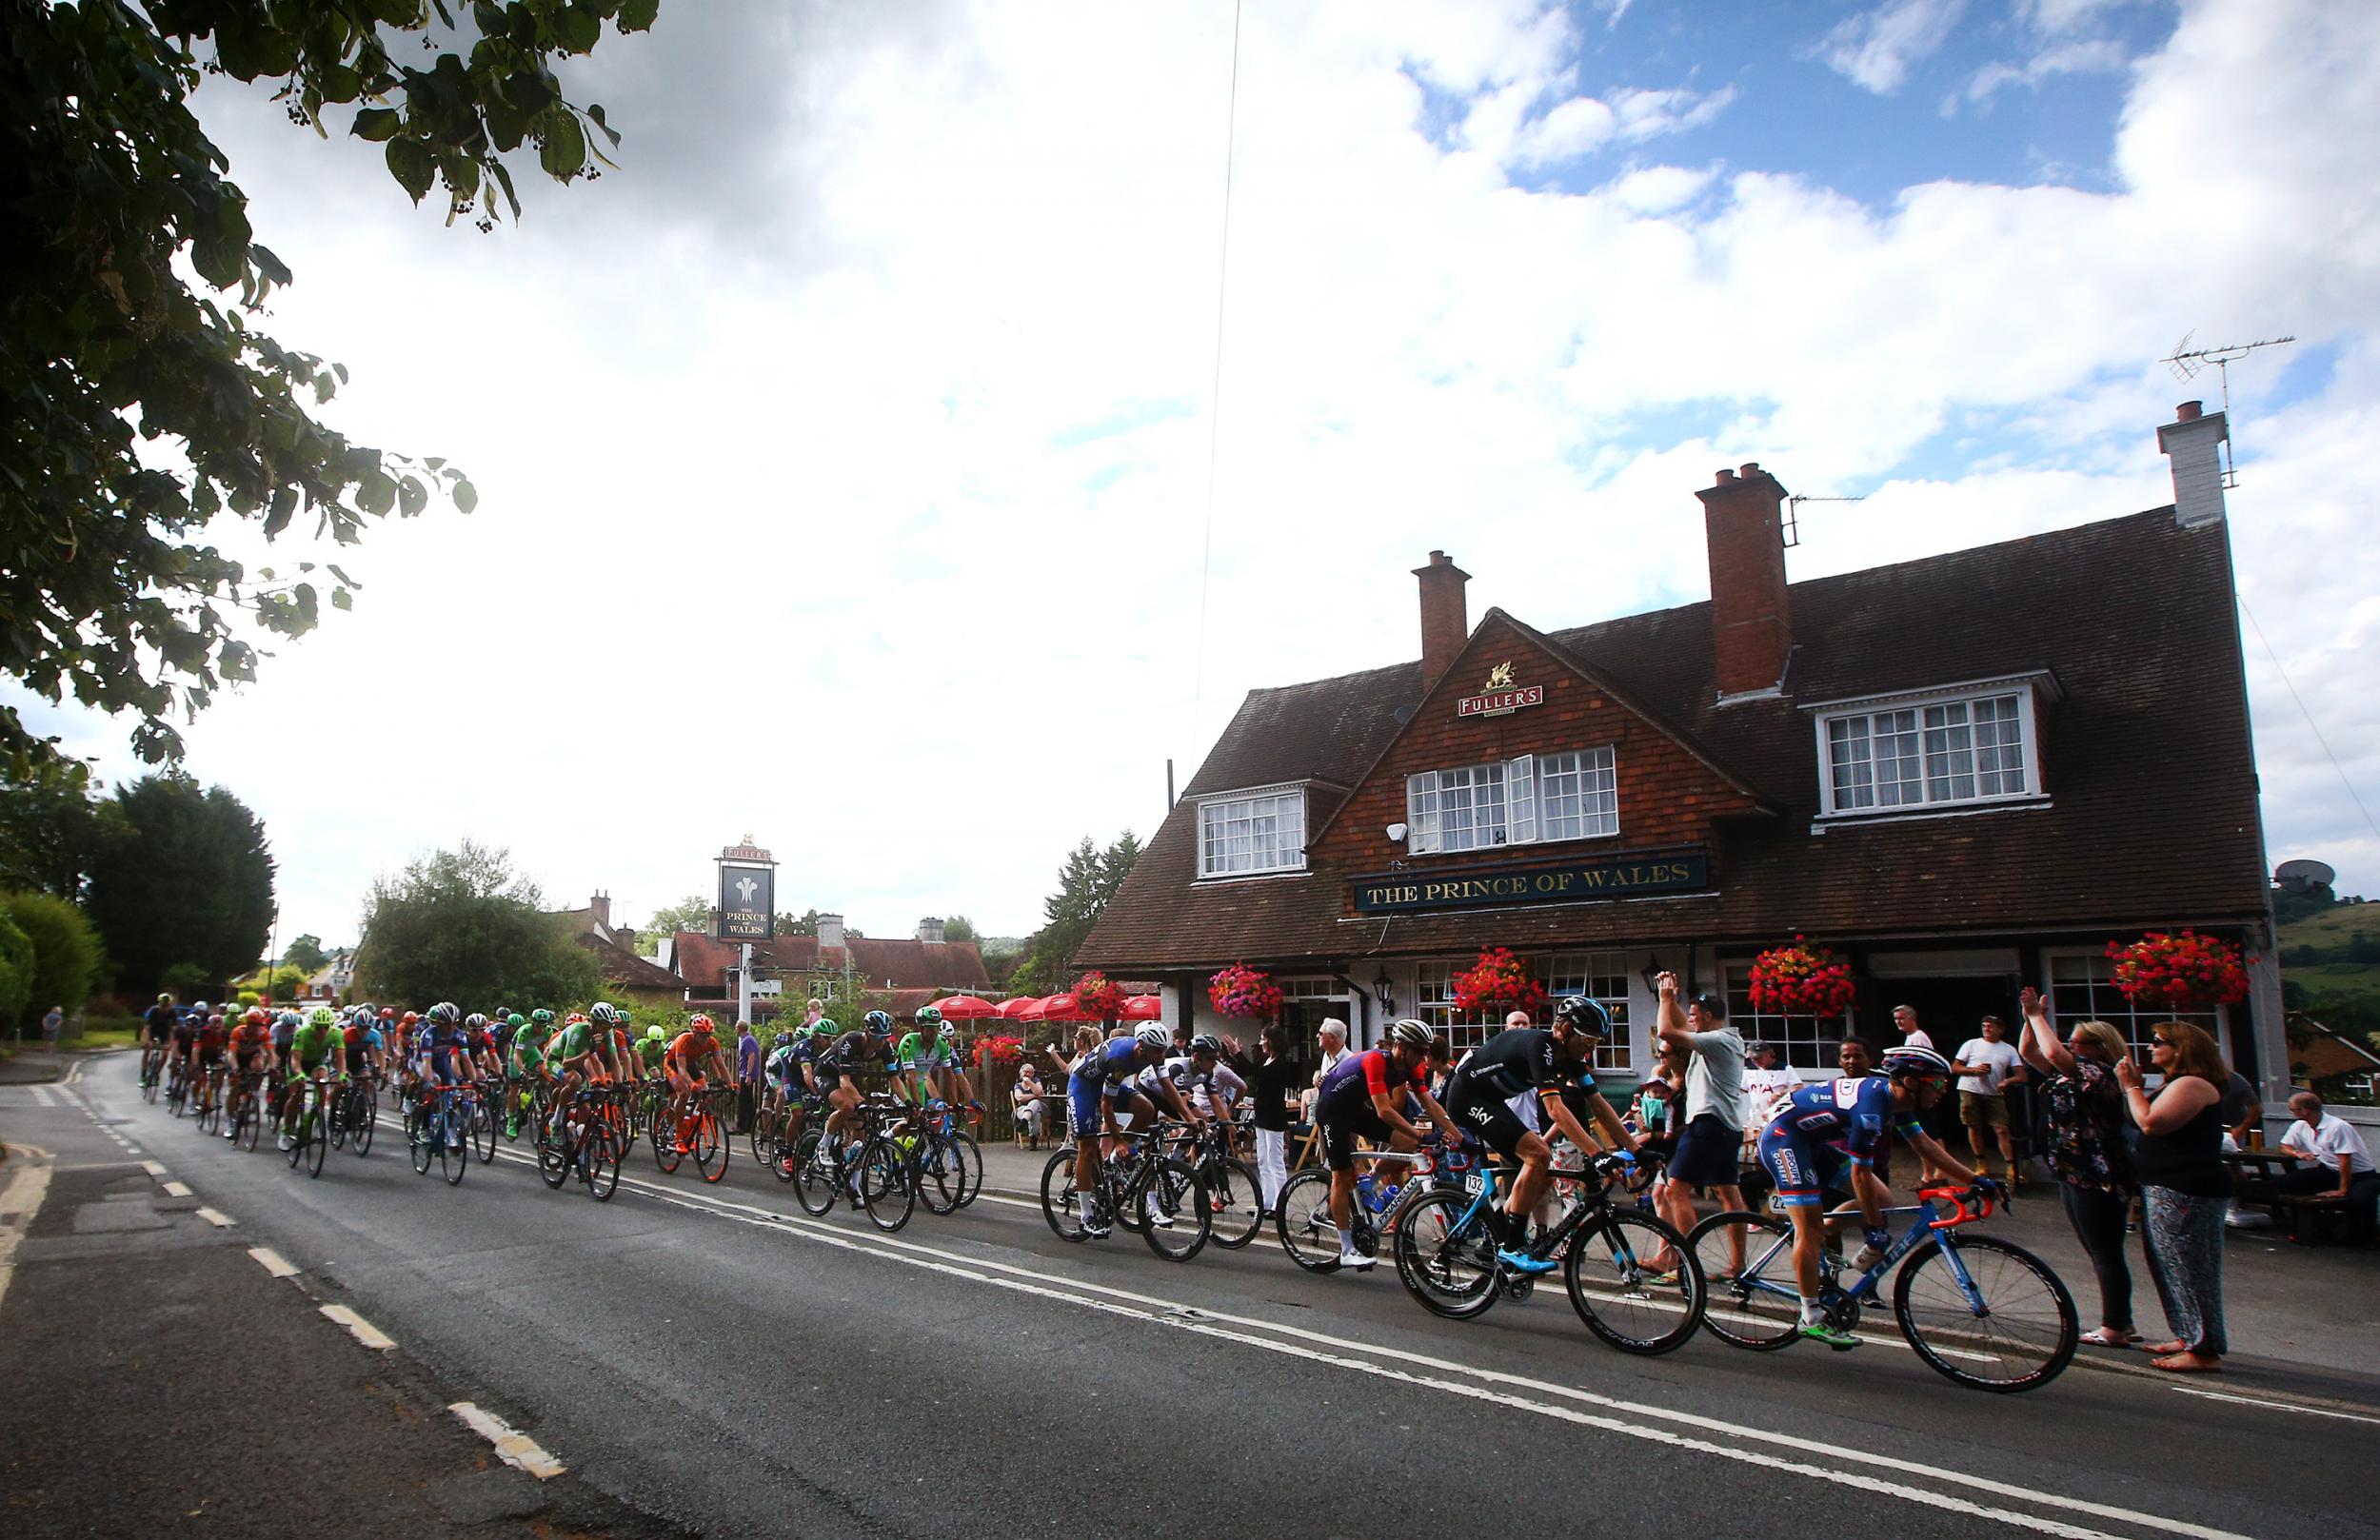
[2281,900,2380,1011]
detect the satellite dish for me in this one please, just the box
[2275,858,2336,892]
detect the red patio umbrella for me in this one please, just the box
[1119,994,1163,1020]
[999,996,1047,1022]
[932,994,1002,1020]
[1038,994,1091,1022]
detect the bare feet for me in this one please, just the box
[2146,1339,2187,1354]
[2151,1351,2222,1373]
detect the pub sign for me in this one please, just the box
[1352,850,1710,914]
[716,843,776,940]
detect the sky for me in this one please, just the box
[16,0,2380,948]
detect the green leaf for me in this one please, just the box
[356,470,396,516]
[538,111,585,179]
[620,0,660,31]
[397,476,427,517]
[327,564,360,589]
[559,5,602,52]
[386,137,435,203]
[320,64,366,108]
[452,479,479,514]
[331,587,353,612]
[352,107,401,142]
[489,159,521,220]
[586,101,622,148]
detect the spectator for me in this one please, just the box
[1951,1015,2028,1183]
[2275,1091,2379,1242]
[42,1004,65,1052]
[1630,1047,1687,1165]
[734,1020,761,1134]
[2219,1068,2263,1151]
[1653,973,1747,1264]
[1302,1018,1349,1123]
[1741,1042,1800,1126]
[1012,1064,1045,1149]
[2016,988,2140,1350]
[1248,1024,1300,1217]
[2118,1020,2231,1373]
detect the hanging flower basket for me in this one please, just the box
[2106,929,2249,1012]
[1451,947,1547,1016]
[1072,971,1127,1019]
[1207,961,1283,1020]
[979,1034,1024,1069]
[1747,937,1856,1018]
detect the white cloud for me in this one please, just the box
[23,0,2380,941]
[1815,0,1969,95]
[1958,37,2130,108]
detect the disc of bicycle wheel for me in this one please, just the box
[1687,1211,1800,1351]
[695,1110,727,1185]
[352,1087,377,1156]
[861,1139,914,1233]
[537,1123,573,1190]
[442,1118,466,1185]
[1564,1209,1704,1355]
[472,1100,496,1162]
[586,1128,623,1201]
[306,1114,328,1178]
[1205,1157,1266,1251]
[1136,1157,1210,1262]
[1274,1172,1345,1273]
[1391,1190,1499,1319]
[1040,1150,1088,1241]
[948,1132,983,1209]
[790,1130,835,1216]
[1894,1234,2078,1392]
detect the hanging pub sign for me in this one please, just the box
[1456,660,1543,719]
[715,842,777,940]
[1352,849,1710,914]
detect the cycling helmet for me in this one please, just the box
[1553,997,1613,1040]
[308,1006,335,1027]
[157,992,173,1004]
[529,1008,554,1026]
[589,1001,623,1026]
[646,1025,665,1043]
[773,1031,793,1048]
[1388,1017,1436,1051]
[1189,1033,1226,1056]
[193,1000,211,1015]
[245,1007,268,1026]
[465,1013,488,1030]
[687,1012,716,1033]
[1880,1045,1954,1080]
[379,1006,395,1020]
[1134,1022,1171,1050]
[938,1021,957,1041]
[401,1010,419,1025]
[914,1004,943,1028]
[427,1001,460,1027]
[863,1009,893,1035]
[278,1009,301,1028]
[811,1018,836,1037]
[506,1013,525,1029]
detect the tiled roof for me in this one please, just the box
[1079,506,2269,970]
[577,935,684,993]
[670,931,992,993]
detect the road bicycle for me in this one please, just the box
[899,1101,983,1216]
[1393,1149,1705,1356]
[331,1072,378,1157]
[652,1083,732,1184]
[1686,1184,2077,1392]
[164,1055,189,1116]
[1179,1118,1263,1250]
[1275,1137,1466,1272]
[227,1067,268,1152]
[282,1073,339,1179]
[140,1044,166,1103]
[467,1076,498,1162]
[192,1060,228,1135]
[790,1095,916,1232]
[408,1079,475,1186]
[1039,1121,1210,1261]
[539,1084,627,1201]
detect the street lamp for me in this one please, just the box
[1373,966,1396,1017]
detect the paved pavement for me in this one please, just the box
[5,1056,2377,1540]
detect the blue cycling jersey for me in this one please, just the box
[1073,1037,1144,1088]
[1765,1076,1921,1167]
[413,1024,471,1083]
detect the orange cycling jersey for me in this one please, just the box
[664,1032,719,1076]
[228,1023,272,1057]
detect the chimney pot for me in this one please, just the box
[2175,400,2202,422]
[1739,462,1761,478]
[1412,550,1472,694]
[1715,468,1735,484]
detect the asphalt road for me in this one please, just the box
[8,1058,2377,1540]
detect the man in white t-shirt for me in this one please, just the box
[1950,1016,2027,1182]
[2277,1092,2379,1242]
[1892,1004,1934,1051]
[1653,973,1746,1267]
[1740,1042,1801,1127]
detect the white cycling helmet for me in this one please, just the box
[1134,1023,1172,1051]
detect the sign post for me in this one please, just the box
[715,843,777,1026]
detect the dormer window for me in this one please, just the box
[1808,677,2051,819]
[1406,748,1617,854]
[1196,783,1308,879]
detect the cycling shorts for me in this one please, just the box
[1318,1097,1393,1173]
[1443,1073,1530,1159]
[1067,1070,1140,1137]
[1755,1124,1847,1209]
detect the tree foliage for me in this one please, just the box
[0,909,33,1031]
[642,894,713,937]
[282,932,329,974]
[1005,832,1140,997]
[82,771,275,996]
[1,890,104,1026]
[1,0,658,770]
[942,914,978,944]
[353,839,598,1008]
[0,760,101,898]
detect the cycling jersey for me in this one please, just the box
[466,1026,497,1058]
[634,1037,667,1074]
[506,1031,548,1080]
[142,1003,176,1041]
[764,1043,801,1091]
[193,1021,228,1062]
[228,1023,271,1061]
[287,1022,342,1074]
[414,1024,471,1085]
[895,1032,954,1073]
[271,1017,298,1052]
[1757,1076,1923,1207]
[1318,1049,1419,1110]
[664,1031,723,1077]
[340,1022,383,1074]
[811,1031,889,1086]
[1447,1030,1566,1100]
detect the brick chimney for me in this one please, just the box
[1697,463,1794,699]
[1413,550,1471,694]
[589,890,610,928]
[817,912,845,954]
[915,917,945,944]
[2157,400,2229,528]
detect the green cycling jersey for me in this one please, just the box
[895,1032,954,1073]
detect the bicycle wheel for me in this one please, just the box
[237,1096,260,1153]
[860,1136,914,1233]
[1134,1157,1210,1262]
[749,1109,777,1172]
[1564,1209,1703,1355]
[1392,1189,1500,1319]
[442,1108,466,1186]
[142,1059,160,1102]
[1040,1149,1088,1242]
[1202,1157,1266,1251]
[946,1131,983,1209]
[653,1104,685,1175]
[1687,1211,1800,1350]
[471,1096,496,1163]
[770,1119,802,1183]
[914,1132,966,1216]
[694,1106,728,1185]
[1894,1234,2078,1392]
[790,1129,835,1216]
[585,1125,624,1202]
[350,1082,376,1157]
[538,1117,574,1189]
[1274,1171,1347,1273]
[410,1102,436,1175]
[305,1104,328,1178]
[327,1088,348,1149]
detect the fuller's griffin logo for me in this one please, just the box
[1481,660,1515,692]
[1456,660,1543,719]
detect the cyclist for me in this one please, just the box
[759,1029,795,1130]
[1312,1020,1465,1271]
[489,1008,518,1058]
[546,1003,628,1150]
[1755,1043,1987,1349]
[662,1013,734,1154]
[269,1009,301,1082]
[1182,1033,1246,1122]
[1440,997,1639,1274]
[166,1003,200,1100]
[139,992,177,1085]
[279,1007,348,1150]
[634,1022,669,1078]
[342,1006,387,1082]
[895,1007,975,1112]
[225,1008,274,1139]
[503,1012,556,1137]
[411,1003,475,1152]
[1064,1022,1180,1237]
[463,1013,502,1081]
[811,1014,898,1184]
[187,1010,229,1121]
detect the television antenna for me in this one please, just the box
[2161,332,2294,488]
[1781,494,1864,549]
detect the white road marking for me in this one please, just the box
[30,1086,55,1107]
[320,1304,396,1351]
[162,1180,192,1197]
[195,1207,236,1228]
[2166,1384,2380,1426]
[140,1159,168,1177]
[248,1246,300,1278]
[0,1143,56,1314]
[449,1402,566,1479]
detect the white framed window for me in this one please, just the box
[1723,960,1848,1072]
[1196,784,1307,879]
[1413,961,1499,1053]
[1541,951,1634,1074]
[1407,747,1616,854]
[2045,950,2226,1069]
[1814,682,2041,818]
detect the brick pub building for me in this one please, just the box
[1078,404,2286,1103]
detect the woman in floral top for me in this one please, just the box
[2018,986,2140,1348]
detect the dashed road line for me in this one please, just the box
[320,1304,396,1352]
[139,1159,168,1178]
[248,1246,301,1278]
[162,1179,193,1197]
[195,1207,237,1227]
[449,1402,566,1479]
[30,1086,56,1108]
